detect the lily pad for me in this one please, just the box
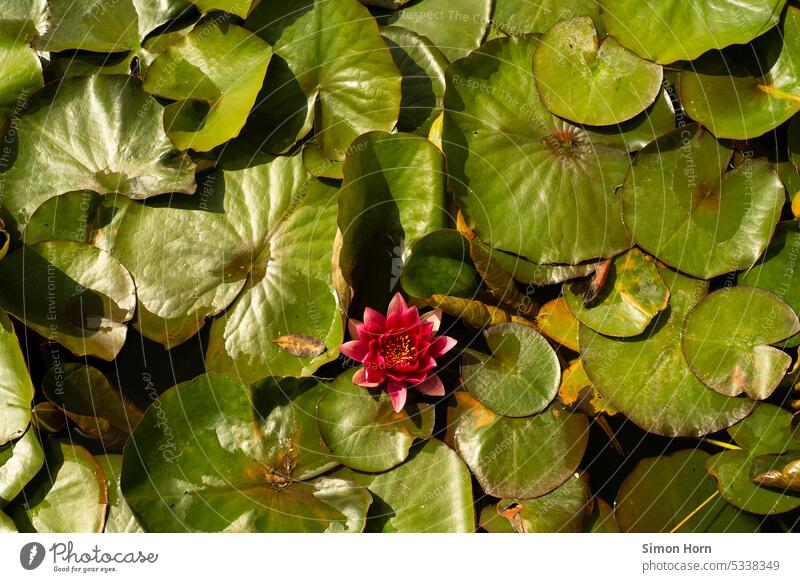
[493,472,592,533]
[739,222,800,348]
[188,0,254,18]
[486,248,603,287]
[144,20,272,151]
[401,229,482,301]
[620,124,784,279]
[9,439,107,533]
[752,456,800,492]
[616,449,760,532]
[454,399,589,499]
[0,0,47,39]
[707,403,800,515]
[317,370,435,473]
[533,18,662,126]
[581,266,754,437]
[587,498,619,533]
[0,310,34,445]
[0,241,135,360]
[682,287,800,400]
[600,0,787,64]
[331,439,475,533]
[678,7,800,140]
[493,0,602,37]
[0,426,43,505]
[0,32,42,117]
[443,36,632,265]
[121,373,371,532]
[246,0,401,159]
[564,248,669,338]
[0,75,196,232]
[302,142,344,180]
[42,364,144,448]
[461,322,560,417]
[95,454,143,533]
[374,0,492,61]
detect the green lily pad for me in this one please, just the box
[9,439,107,533]
[751,455,800,492]
[616,449,760,532]
[188,0,254,18]
[302,142,344,180]
[682,287,800,400]
[739,222,800,348]
[493,0,602,37]
[581,266,754,437]
[374,0,491,61]
[401,230,482,301]
[0,0,47,39]
[469,239,536,317]
[620,124,784,279]
[331,439,475,533]
[0,32,42,117]
[0,426,43,506]
[483,247,604,287]
[42,364,144,448]
[246,0,401,159]
[338,132,449,307]
[0,508,14,531]
[587,498,619,532]
[0,241,135,360]
[600,0,787,64]
[121,373,371,532]
[454,399,589,499]
[494,472,592,533]
[95,454,143,533]
[461,322,560,417]
[144,20,272,152]
[444,36,632,265]
[678,7,800,140]
[382,26,447,134]
[0,310,34,445]
[564,248,670,338]
[33,0,189,52]
[317,370,435,472]
[0,75,196,232]
[533,17,662,126]
[707,404,800,515]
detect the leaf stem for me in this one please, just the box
[669,490,720,533]
[704,438,742,451]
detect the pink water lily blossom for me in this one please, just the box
[340,293,457,413]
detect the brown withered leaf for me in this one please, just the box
[752,458,800,492]
[273,334,327,358]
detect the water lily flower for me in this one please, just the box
[340,293,457,412]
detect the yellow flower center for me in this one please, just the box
[383,333,416,367]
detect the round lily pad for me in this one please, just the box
[564,248,669,338]
[600,0,787,64]
[534,17,662,126]
[678,7,800,140]
[739,222,800,348]
[121,373,371,532]
[581,266,754,437]
[444,36,632,265]
[461,322,560,417]
[616,449,760,532]
[682,287,800,400]
[317,370,435,472]
[454,400,589,499]
[331,439,475,533]
[620,124,784,279]
[401,230,482,301]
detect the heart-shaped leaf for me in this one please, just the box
[331,439,475,532]
[444,36,632,265]
[533,17,662,126]
[454,399,588,499]
[0,75,196,233]
[245,0,401,159]
[0,310,34,445]
[317,370,434,472]
[95,454,143,533]
[616,449,760,532]
[620,124,784,279]
[600,0,787,64]
[0,426,43,505]
[0,241,135,360]
[581,266,754,436]
[678,7,800,140]
[461,322,560,417]
[121,373,371,532]
[682,287,800,400]
[144,20,272,151]
[564,248,669,338]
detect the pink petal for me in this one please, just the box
[387,380,407,412]
[363,363,386,385]
[420,309,442,333]
[340,340,369,362]
[427,335,457,358]
[386,293,408,319]
[414,375,445,397]
[363,307,386,330]
[353,367,381,388]
[347,319,362,340]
